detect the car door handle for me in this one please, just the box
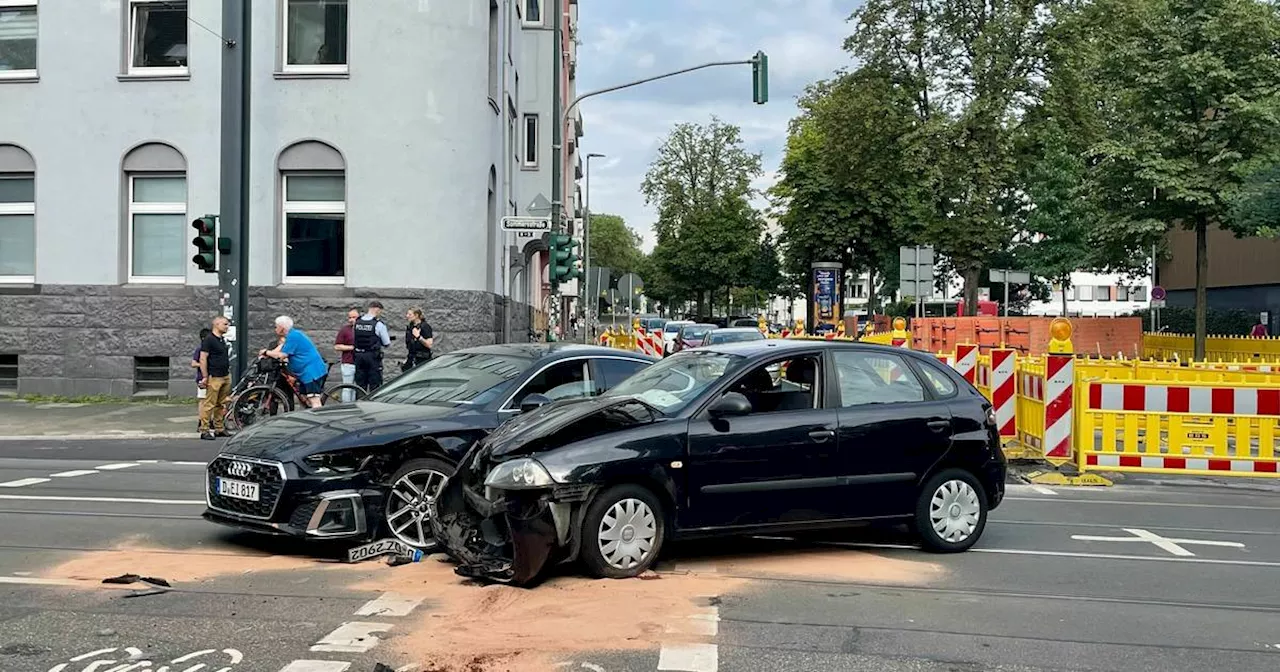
[808,429,835,442]
[927,420,951,433]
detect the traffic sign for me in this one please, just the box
[989,269,1031,284]
[1151,286,1166,301]
[899,246,935,299]
[502,216,551,232]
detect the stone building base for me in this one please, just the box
[0,285,532,398]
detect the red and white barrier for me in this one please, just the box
[1020,371,1043,401]
[1087,383,1280,416]
[1044,354,1074,461]
[991,349,1016,438]
[1085,454,1278,474]
[954,344,978,386]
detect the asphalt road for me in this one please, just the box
[0,440,1278,672]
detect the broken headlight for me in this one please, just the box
[483,458,554,490]
[302,449,376,475]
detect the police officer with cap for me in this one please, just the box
[353,300,392,390]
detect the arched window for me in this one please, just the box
[279,140,345,283]
[0,144,35,282]
[123,142,188,282]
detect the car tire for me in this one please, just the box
[382,456,455,552]
[579,484,666,580]
[915,469,988,553]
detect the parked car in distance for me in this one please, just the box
[703,327,765,346]
[203,344,655,552]
[431,340,1007,586]
[638,316,667,332]
[730,318,760,328]
[661,320,694,355]
[674,323,719,352]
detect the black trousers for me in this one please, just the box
[353,350,383,390]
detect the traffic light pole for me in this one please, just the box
[220,0,251,379]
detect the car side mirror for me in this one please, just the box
[708,392,752,418]
[519,393,554,414]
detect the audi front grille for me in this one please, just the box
[206,454,286,520]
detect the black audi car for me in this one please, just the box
[431,340,1007,586]
[203,344,655,550]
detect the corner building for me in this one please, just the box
[0,0,583,396]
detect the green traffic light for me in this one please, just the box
[752,50,769,104]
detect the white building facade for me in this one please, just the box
[0,0,582,396]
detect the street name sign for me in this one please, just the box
[502,216,552,232]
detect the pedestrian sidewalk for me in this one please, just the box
[0,399,200,440]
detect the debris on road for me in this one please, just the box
[141,576,171,587]
[102,573,141,585]
[637,570,661,580]
[387,550,425,566]
[348,538,419,563]
[122,587,170,598]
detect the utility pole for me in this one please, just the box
[221,0,251,379]
[583,152,605,342]
[547,0,565,337]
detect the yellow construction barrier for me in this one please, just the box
[1143,332,1280,363]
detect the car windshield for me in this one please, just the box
[604,350,745,414]
[664,323,688,333]
[683,325,714,339]
[706,330,763,344]
[367,352,529,406]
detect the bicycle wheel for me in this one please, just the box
[321,383,368,405]
[225,385,292,429]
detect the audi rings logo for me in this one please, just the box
[227,461,253,478]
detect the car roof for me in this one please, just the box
[682,323,718,329]
[698,339,939,362]
[715,327,763,333]
[457,343,657,361]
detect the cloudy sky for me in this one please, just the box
[576,0,863,252]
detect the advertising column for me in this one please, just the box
[810,262,844,334]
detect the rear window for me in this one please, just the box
[684,326,713,339]
[707,330,763,344]
[664,323,685,333]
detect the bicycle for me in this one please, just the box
[221,355,370,431]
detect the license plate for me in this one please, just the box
[216,477,260,501]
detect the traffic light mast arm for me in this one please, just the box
[560,56,766,138]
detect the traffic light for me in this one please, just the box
[751,50,769,105]
[192,215,218,273]
[548,233,583,286]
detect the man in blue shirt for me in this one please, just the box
[260,315,328,408]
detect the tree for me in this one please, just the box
[1233,162,1280,236]
[641,118,765,315]
[585,213,642,275]
[846,0,1061,314]
[1074,0,1280,358]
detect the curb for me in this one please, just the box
[0,432,200,441]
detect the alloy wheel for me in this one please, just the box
[597,498,658,570]
[385,468,448,549]
[929,479,981,544]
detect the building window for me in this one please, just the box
[488,0,499,103]
[1116,285,1130,301]
[522,114,539,167]
[1077,285,1094,301]
[128,175,187,282]
[0,172,35,282]
[1096,285,1111,301]
[508,101,518,163]
[283,174,345,282]
[524,0,542,25]
[283,0,348,73]
[128,0,188,75]
[1133,286,1148,302]
[0,1,38,79]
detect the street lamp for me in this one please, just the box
[583,152,606,341]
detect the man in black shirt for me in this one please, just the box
[198,316,232,440]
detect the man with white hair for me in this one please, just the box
[260,315,327,408]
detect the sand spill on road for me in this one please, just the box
[41,539,333,585]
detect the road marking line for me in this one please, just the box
[657,643,718,672]
[821,541,1280,567]
[137,460,161,464]
[50,470,100,478]
[0,494,203,504]
[278,662,351,672]
[95,463,139,471]
[0,577,86,587]
[1026,484,1058,495]
[309,622,392,653]
[172,461,208,466]
[354,593,423,617]
[1006,496,1280,511]
[1071,527,1246,557]
[0,478,51,488]
[666,607,720,637]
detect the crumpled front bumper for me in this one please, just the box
[429,458,593,586]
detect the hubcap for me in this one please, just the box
[386,468,448,549]
[597,498,657,570]
[929,479,981,544]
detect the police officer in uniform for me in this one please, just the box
[353,300,392,390]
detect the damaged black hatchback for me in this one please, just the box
[430,340,1007,586]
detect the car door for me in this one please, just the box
[589,356,651,396]
[831,349,954,518]
[683,352,851,530]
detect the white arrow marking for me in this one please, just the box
[170,651,215,664]
[1071,527,1246,557]
[354,593,422,617]
[309,622,392,653]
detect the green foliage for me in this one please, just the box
[640,118,768,312]
[1130,306,1259,336]
[1232,162,1280,236]
[586,213,643,275]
